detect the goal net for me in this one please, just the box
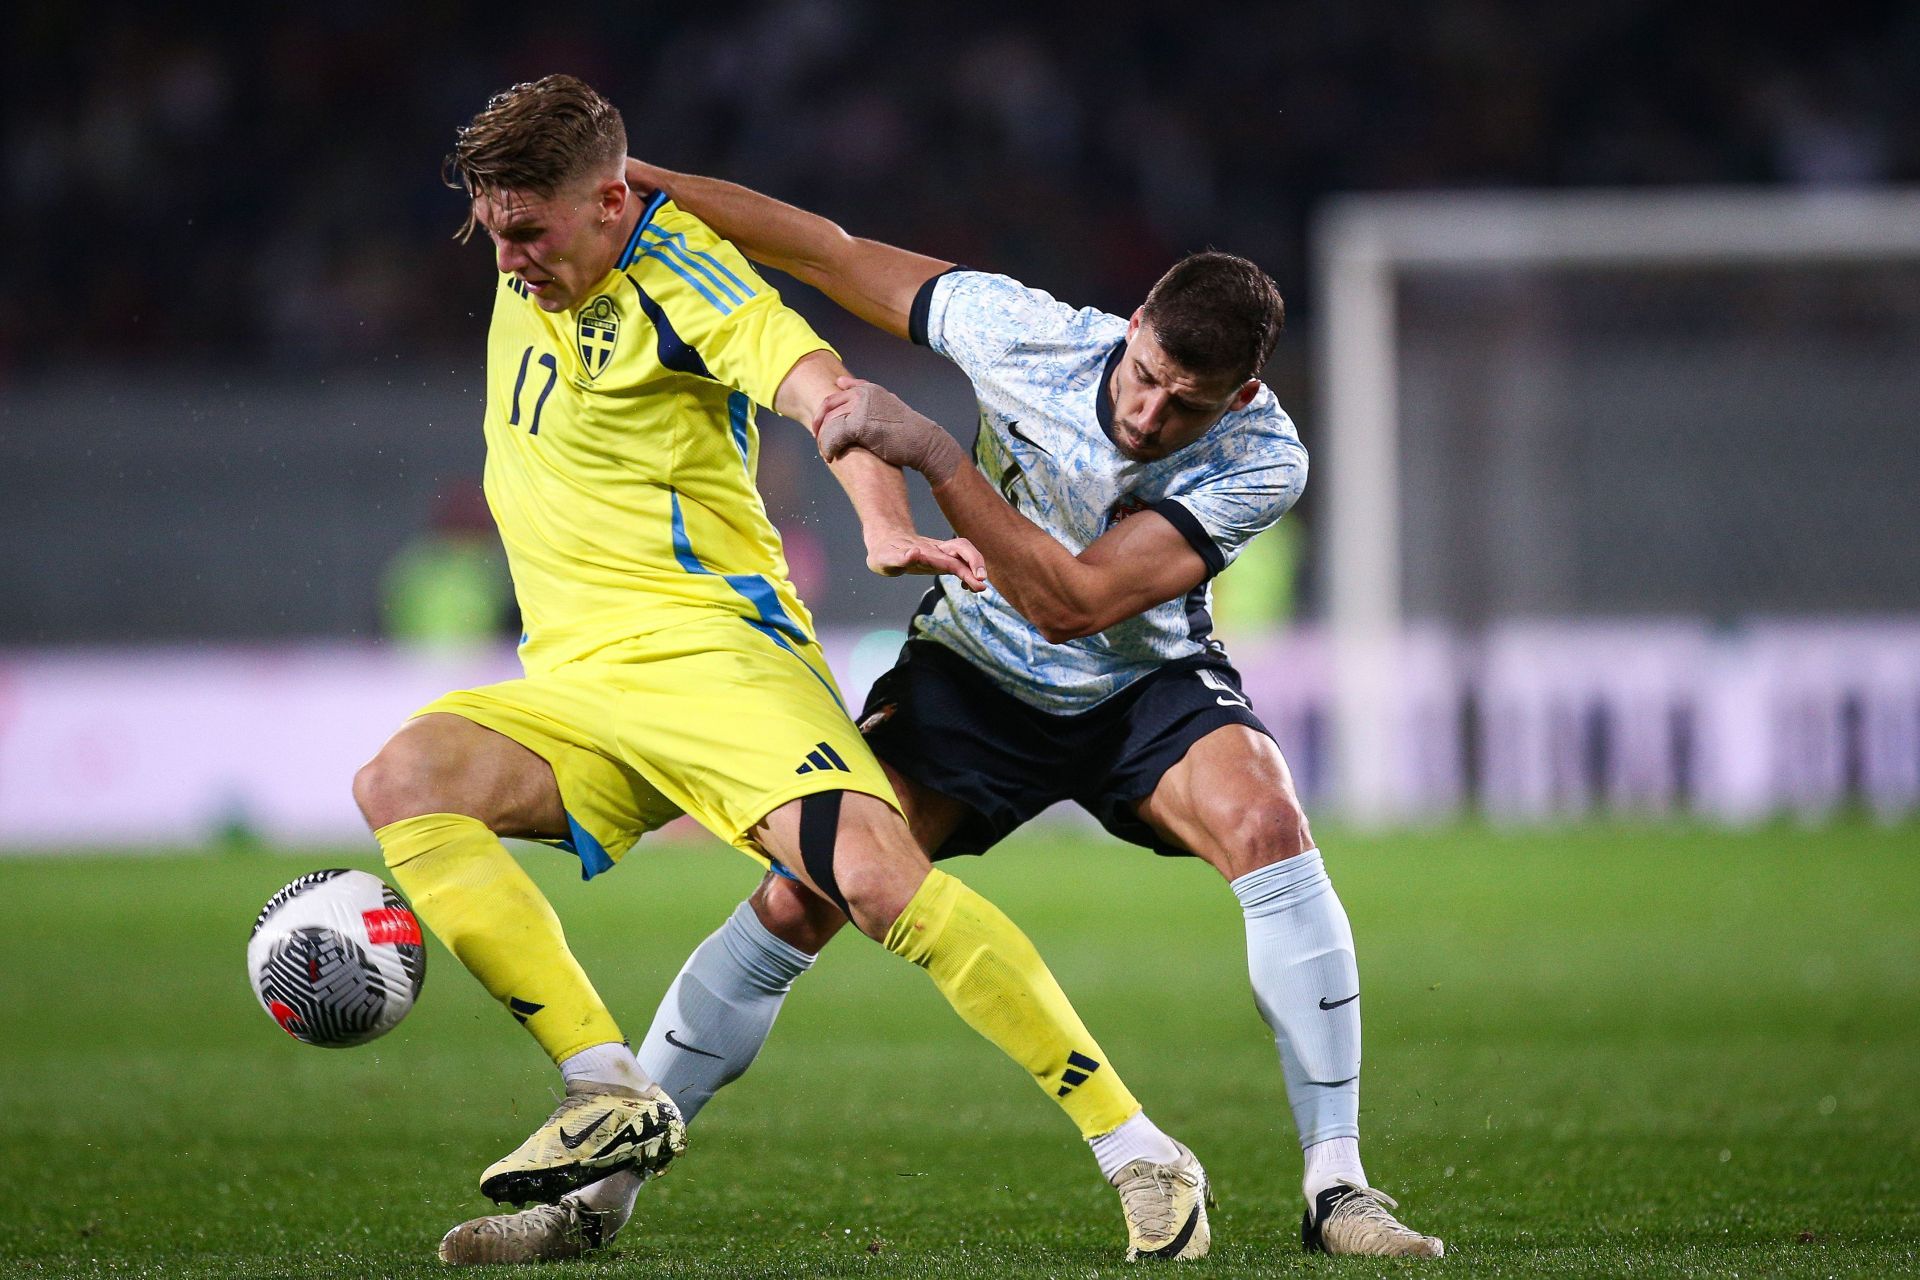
[1312,189,1920,822]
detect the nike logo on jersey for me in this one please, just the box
[1319,994,1360,1011]
[558,1110,614,1149]
[1004,419,1050,455]
[1198,669,1250,709]
[663,1029,724,1060]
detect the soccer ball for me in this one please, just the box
[247,869,426,1047]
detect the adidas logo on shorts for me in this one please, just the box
[794,741,851,775]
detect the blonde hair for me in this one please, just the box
[443,74,626,241]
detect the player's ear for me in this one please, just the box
[596,175,629,223]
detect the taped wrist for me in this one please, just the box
[821,385,966,485]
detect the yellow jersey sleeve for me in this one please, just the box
[624,202,834,410]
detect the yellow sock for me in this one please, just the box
[884,868,1139,1138]
[376,812,623,1063]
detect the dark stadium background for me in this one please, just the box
[6,0,1917,641]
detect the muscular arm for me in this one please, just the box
[815,378,1209,639]
[774,351,985,589]
[629,160,949,340]
[927,464,1209,643]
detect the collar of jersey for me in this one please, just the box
[615,189,673,271]
[1094,338,1126,444]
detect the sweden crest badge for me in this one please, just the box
[577,296,619,377]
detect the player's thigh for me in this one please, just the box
[743,763,959,953]
[881,759,973,856]
[355,711,565,837]
[379,677,682,871]
[1134,724,1314,880]
[753,788,932,933]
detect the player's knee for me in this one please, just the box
[749,873,847,955]
[353,737,455,831]
[1203,791,1314,881]
[819,794,929,938]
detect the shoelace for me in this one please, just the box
[1117,1162,1191,1238]
[1328,1185,1421,1236]
[476,1203,577,1241]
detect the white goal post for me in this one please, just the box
[1312,187,1920,823]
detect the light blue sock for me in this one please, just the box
[571,900,816,1231]
[635,898,815,1124]
[1231,850,1363,1156]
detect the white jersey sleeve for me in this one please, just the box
[912,269,1077,379]
[1154,432,1308,576]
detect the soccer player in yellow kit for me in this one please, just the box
[348,76,1205,1265]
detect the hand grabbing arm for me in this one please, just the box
[775,353,985,590]
[817,378,1209,641]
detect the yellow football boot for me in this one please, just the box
[478,1083,685,1205]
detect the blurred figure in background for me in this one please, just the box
[380,483,516,650]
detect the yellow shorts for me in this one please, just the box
[412,612,899,878]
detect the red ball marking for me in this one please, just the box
[362,907,423,947]
[268,1000,303,1036]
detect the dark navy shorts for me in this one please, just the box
[858,640,1274,859]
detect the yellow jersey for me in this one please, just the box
[480,193,833,674]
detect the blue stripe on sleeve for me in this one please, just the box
[643,228,753,305]
[639,246,731,312]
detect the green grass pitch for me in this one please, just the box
[1,822,1915,1277]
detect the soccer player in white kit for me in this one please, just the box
[447,161,1444,1263]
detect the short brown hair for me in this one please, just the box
[443,74,627,241]
[1140,251,1286,383]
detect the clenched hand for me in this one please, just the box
[815,378,968,487]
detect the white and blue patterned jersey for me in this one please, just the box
[904,268,1308,713]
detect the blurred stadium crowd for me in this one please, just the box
[6,0,1915,374]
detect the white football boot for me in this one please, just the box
[478,1082,684,1205]
[1113,1140,1213,1260]
[438,1197,615,1265]
[1302,1181,1444,1258]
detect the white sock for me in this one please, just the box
[636,898,815,1124]
[1231,851,1364,1188]
[568,1167,644,1221]
[1088,1110,1182,1182]
[1303,1136,1368,1201]
[559,1041,654,1095]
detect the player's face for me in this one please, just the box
[473,177,622,313]
[1108,313,1260,462]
